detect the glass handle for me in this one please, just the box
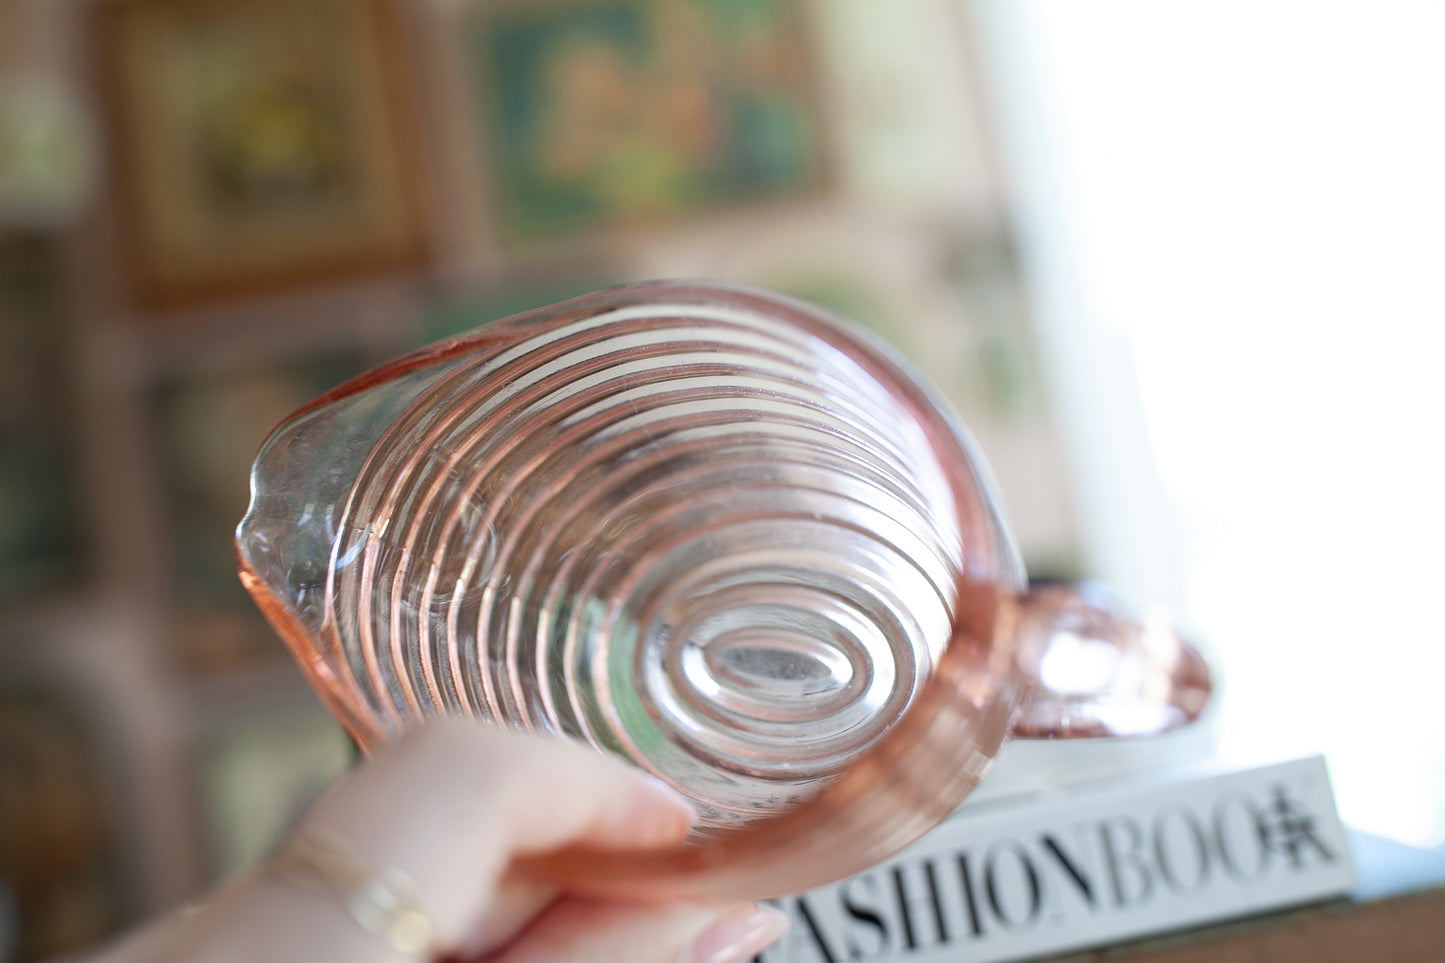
[1008,583,1213,739]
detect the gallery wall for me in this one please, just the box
[0,2,1081,959]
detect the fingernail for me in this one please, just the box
[689,904,790,963]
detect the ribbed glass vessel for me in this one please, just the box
[238,281,1209,898]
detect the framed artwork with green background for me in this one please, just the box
[469,0,826,247]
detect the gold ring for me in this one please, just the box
[273,833,435,956]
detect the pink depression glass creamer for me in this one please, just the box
[236,280,1210,900]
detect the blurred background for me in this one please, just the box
[1,0,1441,959]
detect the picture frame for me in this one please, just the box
[149,351,368,672]
[0,678,128,960]
[626,208,1084,577]
[0,232,85,604]
[464,0,828,249]
[95,0,429,308]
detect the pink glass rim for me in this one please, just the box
[237,279,1031,898]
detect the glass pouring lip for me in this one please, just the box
[235,279,1035,898]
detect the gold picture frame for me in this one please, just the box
[96,0,429,308]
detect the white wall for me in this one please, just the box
[974,0,1445,847]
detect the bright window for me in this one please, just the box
[975,0,1445,848]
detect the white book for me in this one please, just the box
[758,755,1355,962]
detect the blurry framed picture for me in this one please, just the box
[0,682,128,960]
[627,208,1085,576]
[0,233,84,604]
[96,0,428,308]
[150,352,366,672]
[467,0,827,247]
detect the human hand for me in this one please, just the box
[94,720,788,962]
